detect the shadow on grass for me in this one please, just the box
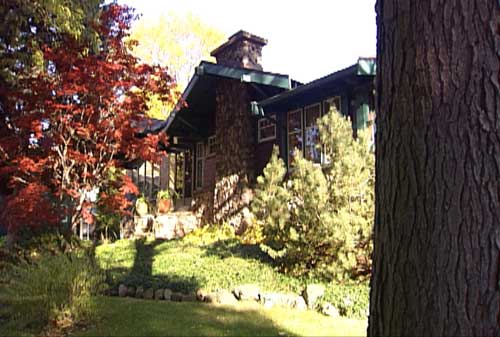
[104,238,201,293]
[201,238,273,264]
[75,296,297,337]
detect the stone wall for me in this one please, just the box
[191,189,214,225]
[213,79,256,224]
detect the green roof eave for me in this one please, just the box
[255,57,376,114]
[357,57,376,75]
[196,61,291,90]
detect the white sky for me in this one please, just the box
[117,0,377,84]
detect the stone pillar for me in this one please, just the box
[213,79,255,224]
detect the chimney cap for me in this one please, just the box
[210,30,268,57]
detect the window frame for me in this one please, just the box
[195,142,205,190]
[207,135,217,156]
[287,108,304,168]
[303,103,322,164]
[257,115,277,143]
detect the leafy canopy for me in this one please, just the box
[0,4,177,235]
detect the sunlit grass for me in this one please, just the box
[74,296,367,337]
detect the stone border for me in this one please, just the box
[111,283,341,317]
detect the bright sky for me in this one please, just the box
[117,0,377,84]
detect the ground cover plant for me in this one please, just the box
[96,225,369,319]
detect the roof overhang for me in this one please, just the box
[164,61,291,139]
[254,58,376,115]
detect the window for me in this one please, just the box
[195,142,205,189]
[323,96,341,115]
[207,135,217,156]
[304,104,321,163]
[287,109,303,167]
[258,115,276,143]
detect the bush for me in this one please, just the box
[320,281,369,319]
[0,250,105,333]
[251,110,374,281]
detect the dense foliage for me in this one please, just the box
[250,110,374,281]
[0,249,105,334]
[0,4,176,236]
[0,0,102,87]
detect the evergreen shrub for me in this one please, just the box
[250,109,374,281]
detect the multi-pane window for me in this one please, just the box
[287,96,342,167]
[195,142,205,190]
[287,109,303,167]
[258,115,276,143]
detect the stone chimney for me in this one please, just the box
[210,30,267,71]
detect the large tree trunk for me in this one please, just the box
[369,1,500,336]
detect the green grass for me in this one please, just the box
[74,296,367,337]
[96,234,305,294]
[96,227,369,318]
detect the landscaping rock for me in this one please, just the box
[232,284,260,301]
[321,303,340,318]
[260,293,307,311]
[127,286,136,297]
[164,288,173,301]
[118,284,127,297]
[216,289,238,305]
[181,293,197,302]
[260,293,279,308]
[136,286,144,298]
[303,284,325,309]
[171,292,183,302]
[196,288,208,301]
[154,289,164,300]
[203,292,217,303]
[291,296,307,311]
[143,288,154,300]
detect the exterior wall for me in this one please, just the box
[203,156,216,189]
[213,79,255,224]
[257,82,375,171]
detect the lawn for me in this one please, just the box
[95,227,369,319]
[74,296,367,337]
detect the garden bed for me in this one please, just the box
[95,226,369,319]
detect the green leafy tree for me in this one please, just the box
[0,0,102,86]
[128,12,224,119]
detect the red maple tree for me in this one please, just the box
[0,4,176,235]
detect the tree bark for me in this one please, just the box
[369,1,500,336]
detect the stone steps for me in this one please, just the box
[133,211,198,240]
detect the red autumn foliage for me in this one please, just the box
[0,4,177,234]
[1,183,60,232]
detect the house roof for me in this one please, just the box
[254,58,376,115]
[164,61,291,139]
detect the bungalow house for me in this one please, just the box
[128,30,375,228]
